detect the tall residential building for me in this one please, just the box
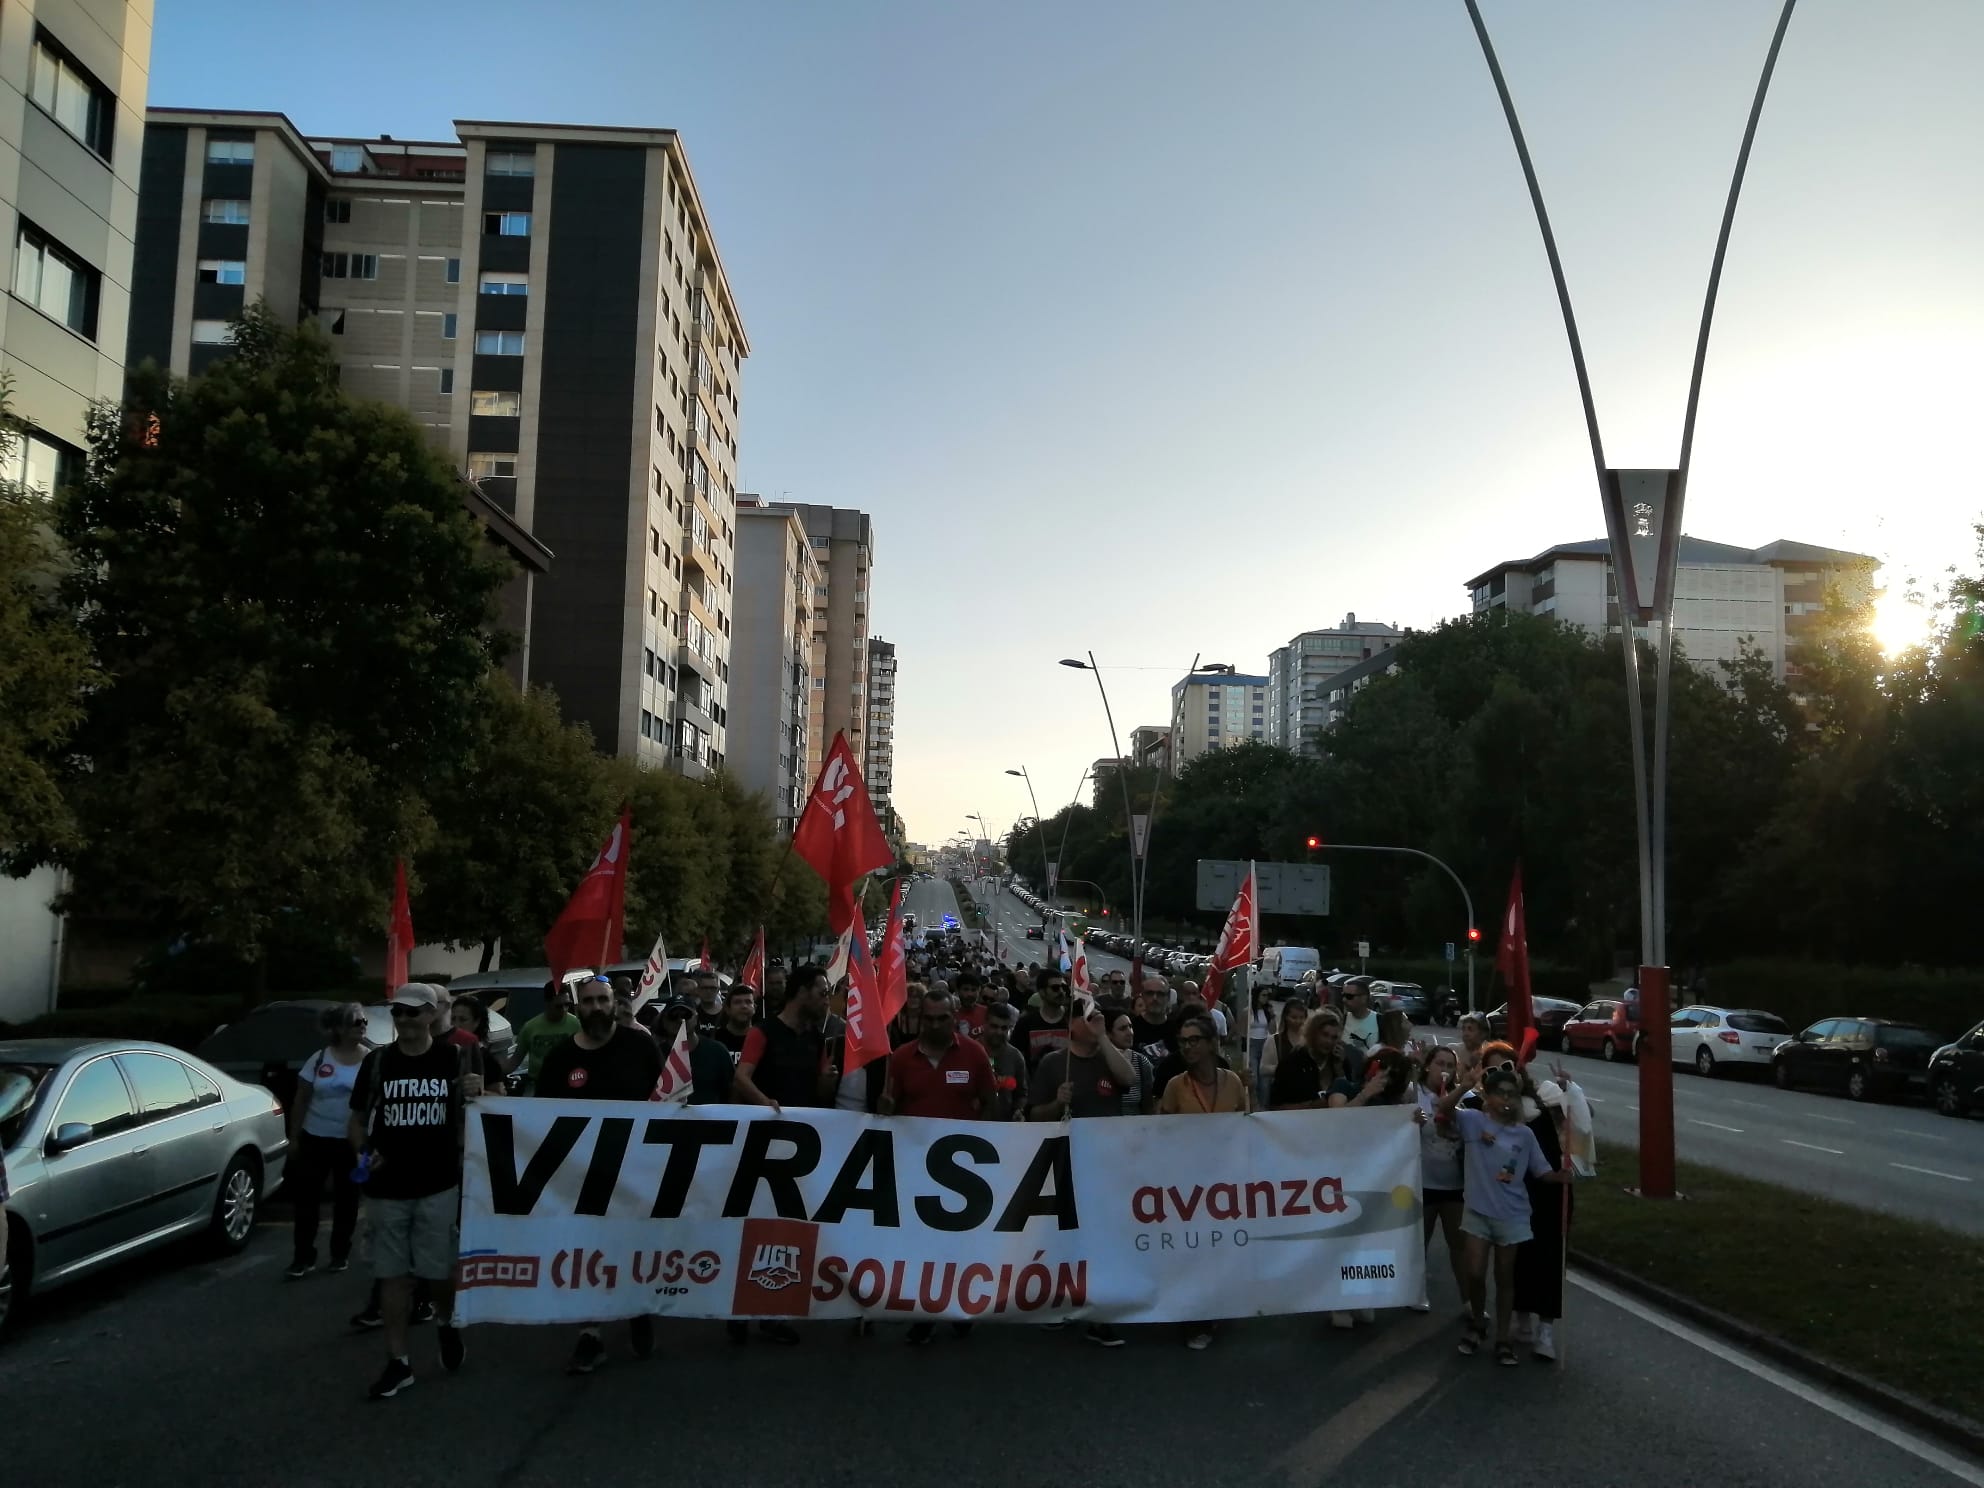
[1130,724,1171,776]
[1266,614,1404,755]
[128,111,748,775]
[1464,536,1874,681]
[864,636,897,817]
[0,0,155,1026]
[1168,671,1270,768]
[731,499,818,834]
[767,503,873,785]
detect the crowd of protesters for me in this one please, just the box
[288,927,1587,1399]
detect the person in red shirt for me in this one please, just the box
[880,987,995,1347]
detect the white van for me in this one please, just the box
[1257,945,1321,989]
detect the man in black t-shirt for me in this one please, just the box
[538,977,665,1374]
[733,963,833,1111]
[1013,971,1073,1068]
[710,985,758,1066]
[350,982,480,1400]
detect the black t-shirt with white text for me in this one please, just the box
[351,1041,465,1200]
[537,1026,666,1102]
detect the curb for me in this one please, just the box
[1571,1250,1984,1461]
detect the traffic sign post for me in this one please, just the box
[1356,939,1370,975]
[1445,942,1456,963]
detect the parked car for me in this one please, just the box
[0,1038,288,1334]
[1024,926,1044,940]
[1561,1000,1636,1061]
[1927,1019,1984,1118]
[196,998,515,1109]
[1485,997,1583,1051]
[1771,1018,1943,1102]
[1668,1006,1791,1077]
[1369,981,1431,1021]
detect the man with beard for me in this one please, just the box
[980,1002,1029,1122]
[1013,970,1073,1068]
[711,984,758,1066]
[952,970,989,1041]
[1132,975,1172,1058]
[537,977,665,1374]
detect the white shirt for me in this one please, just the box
[1341,1009,1380,1051]
[297,1047,365,1139]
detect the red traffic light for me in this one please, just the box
[1466,927,1482,943]
[1304,835,1322,850]
[1100,908,1110,915]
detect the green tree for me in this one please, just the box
[43,306,511,971]
[0,393,94,858]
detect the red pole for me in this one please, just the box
[1637,964,1676,1197]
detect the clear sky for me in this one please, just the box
[152,1,1984,852]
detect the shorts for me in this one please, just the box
[368,1187,460,1281]
[1423,1187,1464,1208]
[1461,1208,1532,1247]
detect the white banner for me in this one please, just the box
[453,1102,1423,1326]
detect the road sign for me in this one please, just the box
[1356,940,1370,959]
[1195,860,1329,916]
[1445,941,1456,962]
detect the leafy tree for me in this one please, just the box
[43,306,511,971]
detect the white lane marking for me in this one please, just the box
[1628,1104,1639,1112]
[1570,1272,1984,1488]
[1810,1114,1856,1126]
[1584,1096,1605,1103]
[1690,1119,1745,1134]
[1888,1163,1973,1183]
[1729,1100,1771,1109]
[1783,1139,1845,1155]
[1894,1130,1949,1143]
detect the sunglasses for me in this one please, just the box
[1178,1034,1208,1046]
[390,1006,426,1020]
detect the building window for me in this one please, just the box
[202,199,251,225]
[650,527,660,556]
[13,222,99,338]
[445,258,460,284]
[197,259,247,285]
[205,138,254,164]
[438,368,454,394]
[466,453,517,480]
[471,389,521,416]
[486,149,536,177]
[483,211,531,237]
[442,313,458,340]
[329,145,363,173]
[324,198,351,224]
[2,427,75,494]
[29,32,113,160]
[320,252,378,280]
[190,319,234,345]
[473,329,523,355]
[478,272,527,296]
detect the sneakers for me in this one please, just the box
[1185,1330,1214,1351]
[326,1258,350,1275]
[1532,1322,1558,1362]
[283,1261,314,1281]
[366,1357,415,1400]
[411,1300,438,1326]
[905,1322,936,1346]
[1329,1312,1355,1330]
[566,1330,607,1375]
[630,1315,655,1359]
[438,1324,465,1374]
[350,1307,384,1332]
[1084,1323,1125,1348]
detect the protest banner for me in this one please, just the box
[453,1103,1424,1325]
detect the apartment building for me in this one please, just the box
[731,499,817,834]
[0,0,154,1025]
[128,110,748,773]
[1168,670,1270,767]
[1464,536,1874,681]
[1265,615,1404,755]
[768,503,874,785]
[865,636,897,818]
[1129,724,1171,776]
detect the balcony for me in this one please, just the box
[677,638,717,682]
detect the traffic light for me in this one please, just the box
[1304,835,1322,851]
[1467,927,1482,945]
[1100,907,1109,915]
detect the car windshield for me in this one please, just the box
[1875,1026,1941,1051]
[1728,1012,1791,1034]
[0,1062,60,1149]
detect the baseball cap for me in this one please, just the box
[658,995,702,1019]
[389,982,442,1009]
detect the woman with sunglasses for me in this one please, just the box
[285,1001,370,1280]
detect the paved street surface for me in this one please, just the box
[6,1222,1980,1488]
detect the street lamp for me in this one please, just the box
[1464,0,1797,1200]
[1005,767,1054,898]
[1059,655,1143,953]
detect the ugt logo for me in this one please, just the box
[731,1218,818,1317]
[817,755,855,830]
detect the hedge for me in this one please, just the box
[1701,959,1983,1042]
[0,994,243,1051]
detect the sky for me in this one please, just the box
[151,0,1984,851]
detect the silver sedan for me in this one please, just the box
[0,1038,288,1333]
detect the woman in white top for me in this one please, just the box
[286,1002,369,1280]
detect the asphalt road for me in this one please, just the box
[1410,1028,1983,1236]
[964,877,1140,979]
[6,1220,1980,1487]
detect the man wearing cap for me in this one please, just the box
[655,995,735,1104]
[538,977,666,1374]
[349,982,482,1400]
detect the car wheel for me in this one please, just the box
[210,1153,261,1253]
[1931,1077,1963,1117]
[1845,1069,1869,1103]
[1695,1047,1716,1078]
[1773,1060,1792,1090]
[1600,1038,1618,1063]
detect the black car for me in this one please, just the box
[1024,926,1044,940]
[1485,997,1583,1051]
[1926,1019,1983,1117]
[1772,1017,1942,1102]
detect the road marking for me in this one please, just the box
[1584,1095,1604,1103]
[1809,1114,1856,1125]
[1893,1130,1948,1142]
[1729,1099,1770,1109]
[1888,1163,1973,1183]
[1570,1272,1984,1488]
[1627,1104,1639,1112]
[1782,1139,1845,1155]
[1689,1119,1745,1134]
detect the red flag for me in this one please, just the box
[791,732,894,896]
[698,937,713,973]
[1497,863,1534,1053]
[1069,936,1091,996]
[1202,862,1258,1007]
[846,882,909,1073]
[544,810,632,986]
[739,926,766,999]
[385,857,415,995]
[650,1021,694,1104]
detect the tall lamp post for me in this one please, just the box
[1005,767,1054,898]
[966,812,999,959]
[1464,0,1797,1200]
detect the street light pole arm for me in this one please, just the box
[1314,843,1478,1012]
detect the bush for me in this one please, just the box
[0,993,243,1051]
